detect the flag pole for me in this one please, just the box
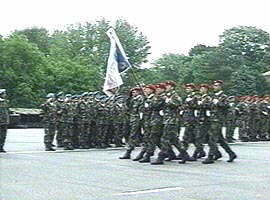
[106,28,146,96]
[128,64,146,96]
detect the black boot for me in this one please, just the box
[57,141,64,148]
[0,146,6,153]
[45,145,56,151]
[178,151,190,164]
[188,150,198,161]
[214,150,222,160]
[119,150,131,159]
[151,152,167,165]
[133,150,146,161]
[139,153,152,163]
[197,150,206,158]
[202,154,215,164]
[164,149,177,161]
[227,152,237,162]
[64,143,74,150]
[176,151,186,160]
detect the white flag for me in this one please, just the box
[103,28,131,96]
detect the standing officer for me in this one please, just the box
[41,93,57,151]
[0,89,9,153]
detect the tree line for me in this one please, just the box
[0,18,269,108]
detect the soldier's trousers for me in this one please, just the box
[126,119,142,152]
[56,122,64,145]
[259,116,268,140]
[62,122,73,146]
[96,123,109,147]
[79,123,90,146]
[210,121,234,155]
[144,116,163,155]
[237,119,249,141]
[160,123,183,153]
[0,124,7,149]
[113,122,124,146]
[182,122,203,152]
[226,120,237,140]
[44,122,56,147]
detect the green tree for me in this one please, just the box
[14,27,51,55]
[153,53,192,84]
[0,35,48,107]
[219,26,270,71]
[228,65,269,95]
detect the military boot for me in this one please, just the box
[227,151,237,162]
[57,141,64,148]
[64,143,74,150]
[176,151,187,160]
[197,150,206,158]
[151,152,167,165]
[0,146,6,153]
[214,150,222,160]
[188,150,198,161]
[119,150,131,159]
[178,151,190,164]
[45,145,56,151]
[139,153,152,163]
[133,150,146,161]
[202,154,215,164]
[164,149,177,161]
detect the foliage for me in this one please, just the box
[1,23,270,107]
[0,18,151,107]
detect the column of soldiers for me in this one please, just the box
[118,80,268,165]
[41,80,270,165]
[41,91,130,151]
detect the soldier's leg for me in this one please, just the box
[119,120,139,159]
[134,122,149,162]
[202,122,219,164]
[44,123,56,151]
[0,125,7,152]
[63,123,74,150]
[56,123,64,147]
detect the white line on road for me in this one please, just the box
[114,186,184,196]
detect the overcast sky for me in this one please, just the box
[1,0,270,60]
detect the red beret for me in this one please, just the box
[164,80,176,87]
[184,83,196,88]
[144,84,156,91]
[199,84,210,89]
[156,83,167,90]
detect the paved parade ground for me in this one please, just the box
[1,129,270,200]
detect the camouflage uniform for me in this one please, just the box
[119,92,144,159]
[0,90,9,153]
[235,102,249,142]
[151,91,189,165]
[203,89,236,164]
[181,92,200,155]
[41,94,57,151]
[61,98,75,150]
[225,100,237,142]
[77,98,90,148]
[55,98,64,147]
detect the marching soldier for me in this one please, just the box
[119,87,144,159]
[151,82,190,165]
[203,80,237,164]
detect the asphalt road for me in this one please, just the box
[1,129,270,200]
